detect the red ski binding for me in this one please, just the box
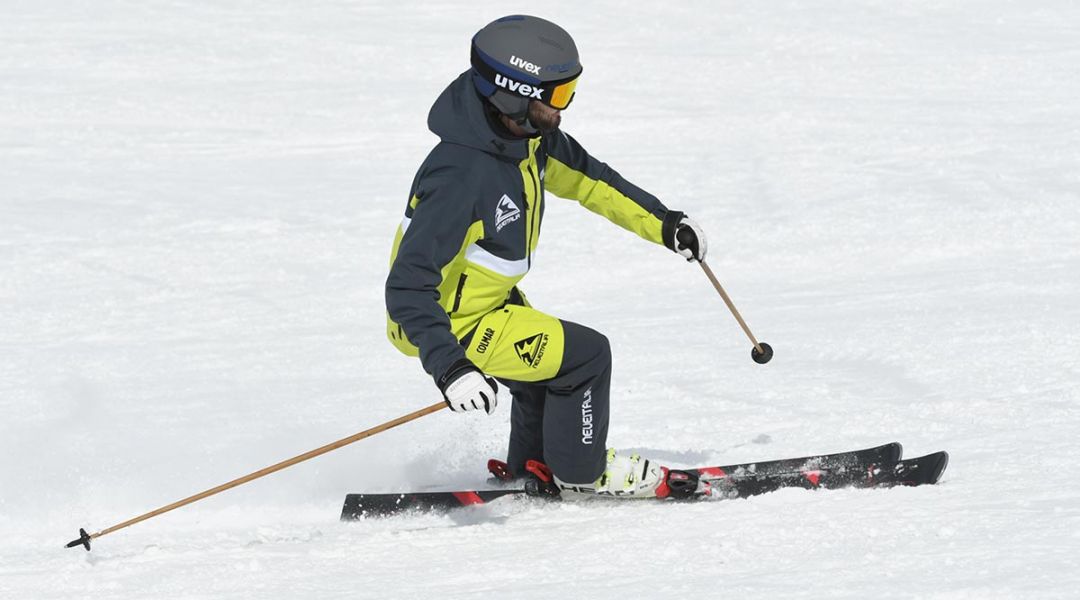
[523,459,560,499]
[487,459,514,482]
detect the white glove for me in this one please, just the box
[437,359,498,415]
[673,216,707,262]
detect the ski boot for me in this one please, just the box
[554,449,711,500]
[489,451,713,500]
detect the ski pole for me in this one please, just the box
[66,401,447,551]
[697,259,773,364]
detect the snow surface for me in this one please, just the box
[3,0,1079,598]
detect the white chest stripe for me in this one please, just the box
[401,216,412,233]
[465,243,531,277]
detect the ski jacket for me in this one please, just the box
[386,71,684,382]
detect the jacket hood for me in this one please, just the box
[427,70,531,161]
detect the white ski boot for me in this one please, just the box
[554,449,666,498]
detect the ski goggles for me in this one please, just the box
[471,46,582,110]
[546,75,580,110]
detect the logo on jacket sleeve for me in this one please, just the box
[495,194,522,232]
[514,333,549,368]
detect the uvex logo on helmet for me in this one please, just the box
[494,74,544,99]
[509,55,541,74]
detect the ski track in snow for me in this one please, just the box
[2,1,1079,598]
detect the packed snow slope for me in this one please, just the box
[2,1,1079,598]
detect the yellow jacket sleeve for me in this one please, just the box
[543,130,682,248]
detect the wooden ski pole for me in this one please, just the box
[698,260,773,364]
[66,401,447,551]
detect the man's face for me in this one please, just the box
[528,101,562,133]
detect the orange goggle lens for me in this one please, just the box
[547,77,579,109]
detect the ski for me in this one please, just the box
[694,441,903,481]
[341,442,930,519]
[710,450,949,499]
[341,489,523,518]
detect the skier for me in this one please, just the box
[385,15,707,498]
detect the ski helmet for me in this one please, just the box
[470,15,583,124]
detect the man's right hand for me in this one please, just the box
[437,359,498,415]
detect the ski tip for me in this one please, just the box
[930,451,950,484]
[886,441,903,462]
[907,450,949,485]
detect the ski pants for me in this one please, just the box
[461,304,610,484]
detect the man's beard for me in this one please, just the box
[527,103,562,133]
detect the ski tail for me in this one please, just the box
[341,489,523,519]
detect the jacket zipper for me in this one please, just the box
[450,273,467,314]
[526,163,540,269]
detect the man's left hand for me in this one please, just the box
[673,216,707,262]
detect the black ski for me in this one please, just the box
[341,488,522,518]
[693,441,902,481]
[711,451,949,499]
[341,442,930,519]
